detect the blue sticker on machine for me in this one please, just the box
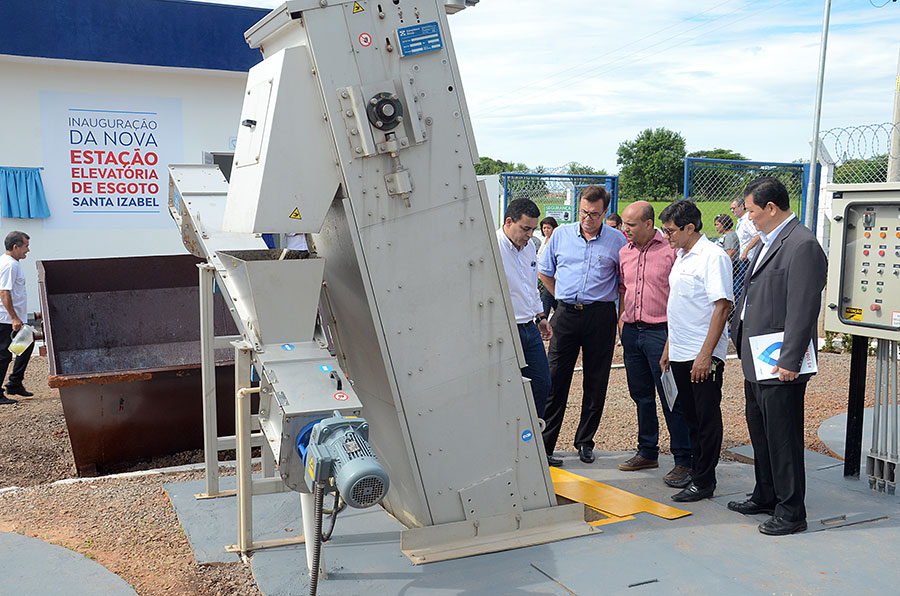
[281,343,295,351]
[397,22,443,57]
[319,364,332,372]
[522,430,533,442]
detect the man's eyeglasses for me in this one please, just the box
[661,225,684,237]
[580,210,604,220]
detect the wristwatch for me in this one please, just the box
[535,314,547,324]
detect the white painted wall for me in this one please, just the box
[0,55,248,314]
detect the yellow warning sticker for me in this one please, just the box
[845,307,863,322]
[289,208,302,220]
[353,1,365,13]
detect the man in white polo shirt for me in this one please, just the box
[659,200,733,502]
[0,231,33,405]
[496,199,553,435]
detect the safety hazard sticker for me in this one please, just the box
[358,32,372,47]
[334,392,349,401]
[844,307,863,322]
[353,1,364,13]
[289,208,302,220]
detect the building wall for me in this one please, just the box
[0,55,250,313]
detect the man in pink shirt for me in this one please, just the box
[617,202,692,487]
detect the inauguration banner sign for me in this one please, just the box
[40,92,183,229]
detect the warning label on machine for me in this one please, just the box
[397,22,443,57]
[844,307,863,322]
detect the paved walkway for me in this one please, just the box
[0,531,137,596]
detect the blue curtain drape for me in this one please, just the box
[0,167,51,219]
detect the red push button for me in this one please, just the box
[879,250,885,257]
[871,304,881,311]
[864,250,870,256]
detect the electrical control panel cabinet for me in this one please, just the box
[825,183,900,340]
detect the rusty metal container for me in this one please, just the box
[37,254,239,476]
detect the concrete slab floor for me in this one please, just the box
[0,531,138,596]
[167,449,900,595]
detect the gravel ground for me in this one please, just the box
[0,350,872,595]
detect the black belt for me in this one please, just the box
[517,321,535,328]
[626,321,667,331]
[559,301,612,311]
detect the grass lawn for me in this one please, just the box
[615,198,802,238]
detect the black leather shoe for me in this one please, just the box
[577,445,595,464]
[5,385,33,397]
[671,482,714,502]
[727,499,776,516]
[0,395,18,405]
[758,516,807,536]
[547,454,563,467]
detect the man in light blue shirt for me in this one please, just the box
[538,185,626,465]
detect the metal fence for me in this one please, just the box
[819,122,899,184]
[500,173,619,227]
[683,157,816,324]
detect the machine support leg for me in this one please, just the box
[235,345,255,555]
[844,335,868,477]
[198,263,220,497]
[262,425,276,478]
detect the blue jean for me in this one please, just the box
[540,287,557,319]
[621,323,692,466]
[518,322,550,419]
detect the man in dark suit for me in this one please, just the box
[728,177,827,536]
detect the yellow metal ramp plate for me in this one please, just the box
[551,467,691,526]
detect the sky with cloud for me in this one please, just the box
[208,0,900,172]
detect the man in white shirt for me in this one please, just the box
[0,231,33,405]
[496,199,553,451]
[659,200,733,502]
[731,197,761,300]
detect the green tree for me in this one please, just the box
[834,154,888,184]
[564,161,608,176]
[687,148,748,161]
[686,148,750,201]
[474,156,528,176]
[617,128,686,200]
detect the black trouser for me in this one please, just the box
[745,380,807,522]
[0,322,33,391]
[670,358,724,489]
[542,301,617,454]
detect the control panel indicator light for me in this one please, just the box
[879,250,885,257]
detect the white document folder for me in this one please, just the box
[748,332,817,381]
[660,367,678,410]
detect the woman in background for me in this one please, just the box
[537,216,558,319]
[714,213,739,325]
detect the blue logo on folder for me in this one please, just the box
[758,341,782,366]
